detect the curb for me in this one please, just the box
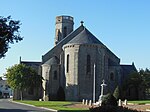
[10,100,58,112]
[39,107,58,112]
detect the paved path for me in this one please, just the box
[0,99,53,112]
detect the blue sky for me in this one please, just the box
[0,0,150,75]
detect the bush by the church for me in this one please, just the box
[101,93,118,106]
[89,105,142,112]
[113,86,121,100]
[57,86,65,101]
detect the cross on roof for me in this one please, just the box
[80,21,84,26]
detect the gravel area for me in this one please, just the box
[124,104,150,112]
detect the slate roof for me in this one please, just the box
[68,27,104,45]
[121,64,137,77]
[21,61,41,66]
[42,24,118,63]
[44,56,59,65]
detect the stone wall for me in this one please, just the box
[64,44,79,101]
[63,43,109,101]
[49,64,60,100]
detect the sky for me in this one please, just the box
[0,0,150,76]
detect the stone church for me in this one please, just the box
[41,15,136,101]
[16,15,136,101]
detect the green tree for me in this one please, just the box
[139,68,150,98]
[0,16,23,58]
[123,69,150,99]
[6,64,42,100]
[128,72,142,86]
[140,68,150,88]
[127,72,142,99]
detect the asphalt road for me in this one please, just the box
[0,99,53,112]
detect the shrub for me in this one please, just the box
[57,86,65,101]
[101,93,117,106]
[90,105,116,112]
[113,86,121,100]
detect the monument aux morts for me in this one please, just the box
[14,15,137,101]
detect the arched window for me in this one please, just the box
[63,26,67,38]
[110,72,114,81]
[66,54,69,73]
[54,70,57,80]
[86,55,91,74]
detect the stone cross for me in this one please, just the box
[99,80,107,102]
[80,21,84,26]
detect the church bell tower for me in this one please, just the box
[55,15,74,46]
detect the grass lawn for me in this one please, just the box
[128,100,150,105]
[15,100,89,112]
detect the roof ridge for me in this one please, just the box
[67,26,104,45]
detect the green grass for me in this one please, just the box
[128,100,150,104]
[15,100,89,112]
[15,100,150,111]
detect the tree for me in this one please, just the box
[113,86,121,100]
[0,16,23,58]
[139,68,150,89]
[126,72,142,99]
[6,64,43,100]
[122,68,150,100]
[139,68,150,99]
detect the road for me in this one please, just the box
[0,99,53,112]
